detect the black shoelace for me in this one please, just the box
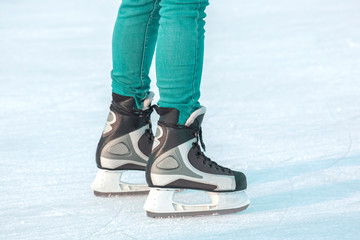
[191,127,232,174]
[140,105,154,142]
[145,118,154,142]
[157,119,232,174]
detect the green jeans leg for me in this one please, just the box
[111,0,160,109]
[156,0,209,124]
[111,0,209,124]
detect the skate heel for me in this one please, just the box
[91,169,149,196]
[144,188,250,218]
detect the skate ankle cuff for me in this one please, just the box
[185,106,206,127]
[111,101,153,118]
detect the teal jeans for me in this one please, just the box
[111,0,209,124]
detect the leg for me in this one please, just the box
[144,0,249,217]
[156,0,209,124]
[111,0,161,109]
[92,0,160,195]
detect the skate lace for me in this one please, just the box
[157,120,232,174]
[144,118,154,142]
[141,105,155,142]
[191,127,232,174]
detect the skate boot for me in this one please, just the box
[144,106,249,217]
[91,92,154,196]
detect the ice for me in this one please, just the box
[1,0,360,239]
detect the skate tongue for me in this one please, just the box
[185,106,206,128]
[121,98,136,109]
[155,106,206,127]
[112,93,137,109]
[155,106,180,125]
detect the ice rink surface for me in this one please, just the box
[1,0,360,239]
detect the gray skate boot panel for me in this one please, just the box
[107,142,130,156]
[100,132,148,169]
[151,147,202,179]
[156,156,179,170]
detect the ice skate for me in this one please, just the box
[91,92,154,196]
[144,106,249,217]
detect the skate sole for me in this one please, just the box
[146,203,249,218]
[93,190,149,197]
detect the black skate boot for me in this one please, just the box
[144,106,249,217]
[91,92,154,196]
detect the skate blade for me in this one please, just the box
[91,169,149,197]
[144,188,250,218]
[93,190,148,197]
[146,204,249,218]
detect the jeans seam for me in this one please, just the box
[140,0,159,100]
[191,0,201,113]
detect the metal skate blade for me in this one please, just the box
[146,204,249,218]
[93,190,148,197]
